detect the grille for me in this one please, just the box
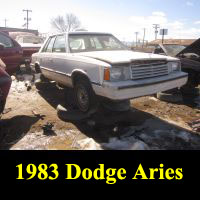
[131,60,168,80]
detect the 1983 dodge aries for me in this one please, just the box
[31,32,188,113]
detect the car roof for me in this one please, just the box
[68,31,112,35]
[50,32,112,37]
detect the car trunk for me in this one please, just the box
[20,44,41,63]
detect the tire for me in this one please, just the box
[74,78,99,114]
[156,91,183,103]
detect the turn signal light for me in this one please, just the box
[104,68,110,81]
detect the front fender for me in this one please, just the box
[71,69,91,86]
[71,69,88,76]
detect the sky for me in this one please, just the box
[0,0,200,42]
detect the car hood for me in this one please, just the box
[76,50,174,64]
[176,38,200,57]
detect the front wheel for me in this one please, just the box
[74,79,99,114]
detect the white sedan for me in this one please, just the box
[31,32,188,113]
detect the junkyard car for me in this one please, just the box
[15,34,43,65]
[31,32,188,113]
[9,32,43,65]
[0,59,12,116]
[152,39,200,89]
[0,32,23,75]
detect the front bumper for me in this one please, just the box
[92,72,188,100]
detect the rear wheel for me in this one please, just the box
[74,78,99,114]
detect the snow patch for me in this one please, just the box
[76,138,102,150]
[102,137,149,150]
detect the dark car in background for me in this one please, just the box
[0,31,23,75]
[0,59,12,116]
[152,39,200,89]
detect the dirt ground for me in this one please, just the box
[1,70,200,150]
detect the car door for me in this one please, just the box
[0,32,22,74]
[39,36,56,79]
[50,34,69,85]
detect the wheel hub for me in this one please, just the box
[77,86,89,111]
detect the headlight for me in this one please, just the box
[168,62,181,73]
[110,68,122,80]
[110,67,131,81]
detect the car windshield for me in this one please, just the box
[163,44,186,56]
[68,34,128,53]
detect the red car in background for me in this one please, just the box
[0,31,23,75]
[0,59,12,116]
[9,32,43,65]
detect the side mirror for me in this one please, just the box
[0,44,5,50]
